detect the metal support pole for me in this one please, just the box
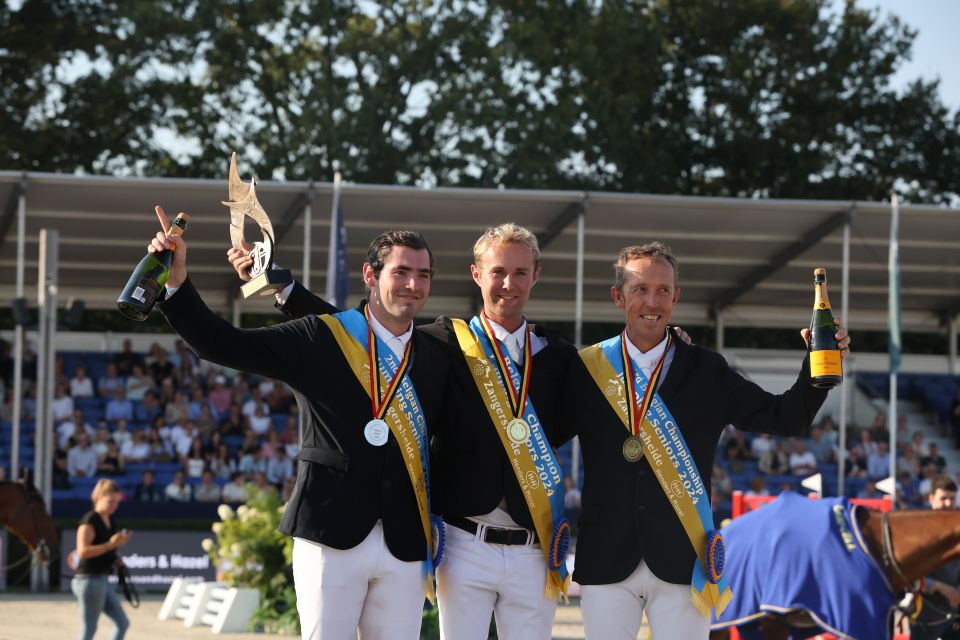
[11,176,26,480]
[949,315,958,376]
[32,229,57,592]
[837,223,851,497]
[302,188,313,291]
[571,211,586,486]
[715,311,725,353]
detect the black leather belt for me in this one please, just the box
[445,516,539,546]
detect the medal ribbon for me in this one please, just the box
[478,311,532,419]
[364,305,413,420]
[620,331,671,437]
[318,308,436,603]
[579,334,734,619]
[453,317,571,600]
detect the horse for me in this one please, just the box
[0,480,59,569]
[709,491,960,640]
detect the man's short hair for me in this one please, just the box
[931,475,957,494]
[472,223,541,269]
[364,230,435,279]
[613,241,678,293]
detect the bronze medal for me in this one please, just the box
[622,435,643,463]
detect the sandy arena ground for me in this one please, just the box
[0,593,627,640]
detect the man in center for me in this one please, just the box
[233,223,577,639]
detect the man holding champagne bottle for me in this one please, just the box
[553,241,851,639]
[147,206,450,640]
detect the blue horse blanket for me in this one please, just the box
[712,492,893,640]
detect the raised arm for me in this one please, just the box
[226,244,339,319]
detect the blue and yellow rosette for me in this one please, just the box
[431,514,445,567]
[705,529,725,584]
[549,518,571,570]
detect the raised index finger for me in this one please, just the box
[154,205,171,235]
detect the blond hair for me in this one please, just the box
[473,223,541,269]
[91,478,122,503]
[613,241,678,292]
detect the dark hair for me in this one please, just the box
[932,475,957,494]
[364,230,435,279]
[613,241,679,292]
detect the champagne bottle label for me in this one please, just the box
[810,349,842,377]
[131,277,161,307]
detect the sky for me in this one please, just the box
[866,0,960,110]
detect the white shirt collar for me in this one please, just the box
[488,317,542,363]
[624,330,671,373]
[367,305,413,359]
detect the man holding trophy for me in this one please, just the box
[148,159,449,639]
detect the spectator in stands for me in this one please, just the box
[69,365,95,398]
[133,469,163,502]
[210,443,238,481]
[148,345,175,386]
[711,466,733,505]
[194,469,222,503]
[788,438,818,477]
[758,439,789,475]
[856,480,881,499]
[195,403,217,439]
[96,440,125,477]
[175,350,199,388]
[52,383,74,424]
[1,388,13,423]
[239,445,268,476]
[266,446,294,485]
[164,469,192,502]
[120,430,150,463]
[918,464,940,501]
[124,364,152,402]
[58,408,94,451]
[563,476,582,510]
[247,404,272,436]
[854,428,879,459]
[805,426,834,464]
[112,338,143,377]
[266,379,294,414]
[897,444,921,479]
[897,470,921,508]
[867,441,892,480]
[53,449,72,489]
[206,431,224,458]
[111,419,132,449]
[167,388,192,422]
[844,446,869,479]
[913,476,960,640]
[217,404,244,438]
[208,374,232,416]
[750,433,774,460]
[239,428,259,455]
[911,430,930,457]
[145,426,174,463]
[895,415,911,452]
[724,427,750,473]
[172,420,200,461]
[97,362,124,400]
[921,442,948,475]
[104,389,133,425]
[91,426,112,458]
[952,389,960,449]
[261,428,282,459]
[184,437,207,478]
[187,385,211,420]
[135,390,162,424]
[251,471,277,494]
[67,431,99,478]
[222,472,247,503]
[745,475,770,498]
[157,377,176,406]
[242,387,270,420]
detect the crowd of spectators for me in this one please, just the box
[713,410,959,510]
[3,338,299,505]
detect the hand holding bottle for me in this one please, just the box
[148,205,189,289]
[800,317,850,356]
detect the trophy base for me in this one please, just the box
[241,269,293,299]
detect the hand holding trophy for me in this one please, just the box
[223,152,292,297]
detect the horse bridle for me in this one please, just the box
[0,487,52,571]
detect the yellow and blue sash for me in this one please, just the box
[579,334,733,619]
[452,316,571,600]
[318,308,439,602]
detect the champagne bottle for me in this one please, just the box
[117,212,189,321]
[808,267,842,388]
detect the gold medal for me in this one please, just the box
[507,418,531,445]
[622,435,643,462]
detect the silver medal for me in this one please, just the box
[364,419,389,446]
